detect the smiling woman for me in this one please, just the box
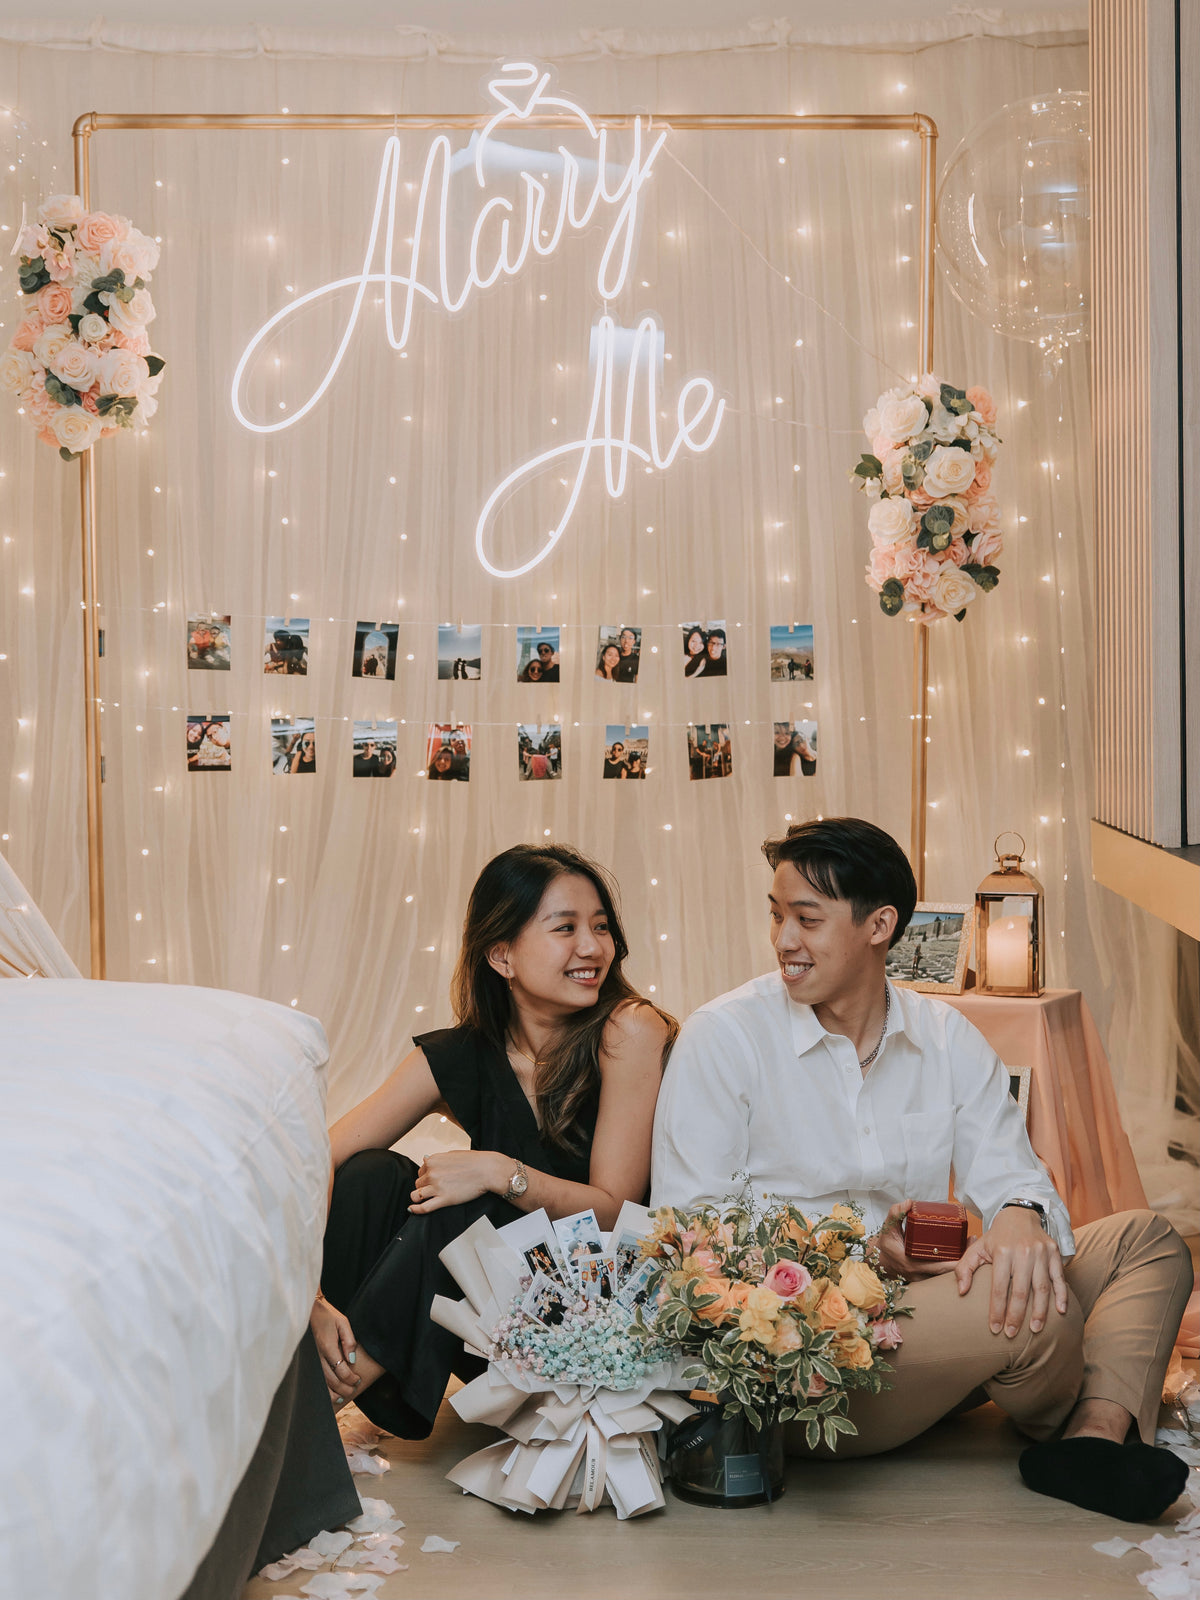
[307,842,677,1442]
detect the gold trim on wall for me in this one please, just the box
[71,106,938,975]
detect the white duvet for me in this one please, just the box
[0,980,331,1600]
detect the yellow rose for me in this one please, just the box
[694,1277,749,1326]
[815,1287,850,1331]
[833,1335,875,1371]
[767,1315,803,1357]
[838,1260,887,1310]
[737,1285,783,1344]
[829,1204,867,1239]
[816,1232,847,1262]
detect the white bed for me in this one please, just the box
[0,976,333,1599]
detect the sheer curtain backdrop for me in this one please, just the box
[0,20,1193,1228]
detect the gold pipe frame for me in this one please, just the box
[71,106,937,970]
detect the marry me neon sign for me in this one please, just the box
[231,62,725,577]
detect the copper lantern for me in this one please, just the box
[974,832,1045,997]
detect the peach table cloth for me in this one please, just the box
[943,988,1147,1228]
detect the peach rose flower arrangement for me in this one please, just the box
[634,1185,910,1448]
[853,375,1003,623]
[7,193,166,459]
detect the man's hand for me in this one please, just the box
[954,1206,1069,1336]
[870,1198,959,1283]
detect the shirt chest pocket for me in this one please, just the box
[900,1110,955,1200]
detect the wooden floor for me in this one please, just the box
[242,1394,1187,1600]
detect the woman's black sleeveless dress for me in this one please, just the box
[321,1025,597,1439]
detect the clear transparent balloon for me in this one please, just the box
[937,91,1090,356]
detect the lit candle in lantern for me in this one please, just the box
[986,915,1029,989]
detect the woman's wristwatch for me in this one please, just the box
[503,1159,529,1202]
[1002,1197,1049,1232]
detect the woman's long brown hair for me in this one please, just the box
[451,843,676,1149]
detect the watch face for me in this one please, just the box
[510,1171,529,1196]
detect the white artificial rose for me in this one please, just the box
[49,342,99,391]
[37,193,84,230]
[932,566,979,615]
[102,287,155,334]
[96,347,149,397]
[867,495,916,546]
[32,322,74,367]
[862,406,882,441]
[51,406,102,453]
[926,404,961,444]
[78,313,109,344]
[922,443,977,498]
[878,394,929,443]
[0,348,37,395]
[944,495,972,536]
[917,372,943,402]
[978,430,999,464]
[863,477,883,501]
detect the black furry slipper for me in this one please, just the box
[1018,1436,1189,1522]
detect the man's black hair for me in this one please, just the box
[761,816,917,949]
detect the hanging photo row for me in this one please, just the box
[181,612,820,782]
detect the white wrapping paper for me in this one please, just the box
[432,1215,694,1518]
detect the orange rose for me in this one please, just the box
[37,283,74,323]
[838,1260,887,1310]
[833,1335,875,1371]
[693,1277,746,1325]
[816,1287,850,1330]
[829,1205,867,1239]
[816,1232,847,1263]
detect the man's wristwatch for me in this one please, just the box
[503,1159,529,1202]
[1002,1198,1049,1232]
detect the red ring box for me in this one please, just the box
[902,1201,968,1261]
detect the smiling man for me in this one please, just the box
[650,816,1193,1522]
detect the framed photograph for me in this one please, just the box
[595,624,641,683]
[769,622,814,684]
[352,621,398,681]
[885,903,973,994]
[687,723,732,780]
[518,724,561,780]
[187,614,231,671]
[603,724,648,780]
[1008,1065,1033,1121]
[352,720,397,778]
[271,716,316,774]
[681,619,727,678]
[772,720,817,778]
[263,616,309,675]
[186,713,231,771]
[516,625,560,683]
[425,723,470,781]
[437,623,482,681]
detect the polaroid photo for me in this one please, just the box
[517,625,560,684]
[187,614,231,671]
[553,1208,608,1286]
[520,1269,573,1329]
[187,713,231,771]
[425,722,471,782]
[497,1209,571,1286]
[352,719,398,778]
[603,724,648,780]
[615,1255,659,1312]
[595,624,641,683]
[681,620,727,679]
[271,716,316,774]
[769,622,814,684]
[518,724,561,781]
[353,621,399,681]
[438,623,482,681]
[264,616,309,675]
[575,1253,615,1303]
[773,719,817,778]
[687,723,733,780]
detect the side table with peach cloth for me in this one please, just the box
[942,988,1147,1227]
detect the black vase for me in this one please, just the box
[668,1404,786,1507]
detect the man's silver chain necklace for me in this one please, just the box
[858,986,891,1071]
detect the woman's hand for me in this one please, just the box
[409,1150,507,1214]
[310,1293,360,1400]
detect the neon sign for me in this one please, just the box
[231,62,724,574]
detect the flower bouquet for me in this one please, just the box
[635,1185,908,1505]
[852,376,1002,623]
[1,194,165,459]
[431,1204,696,1519]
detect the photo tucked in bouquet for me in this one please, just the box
[632,1180,910,1505]
[430,1205,695,1517]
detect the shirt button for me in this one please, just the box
[862,1125,871,1135]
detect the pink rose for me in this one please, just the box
[806,1372,828,1399]
[969,494,1002,537]
[76,210,129,254]
[966,386,997,424]
[25,370,58,425]
[908,486,934,509]
[891,542,924,582]
[866,546,899,591]
[10,313,44,352]
[903,550,943,603]
[43,238,76,283]
[762,1260,812,1302]
[881,450,906,496]
[112,327,151,357]
[870,1318,904,1351]
[971,527,1004,566]
[947,537,969,567]
[37,283,74,323]
[965,461,992,500]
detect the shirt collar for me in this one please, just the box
[786,976,916,1058]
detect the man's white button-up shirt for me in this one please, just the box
[650,972,1075,1256]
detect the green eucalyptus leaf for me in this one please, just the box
[878,579,905,618]
[145,355,165,377]
[954,608,968,622]
[59,446,78,462]
[910,437,934,463]
[963,563,1001,592]
[854,453,883,479]
[922,504,954,534]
